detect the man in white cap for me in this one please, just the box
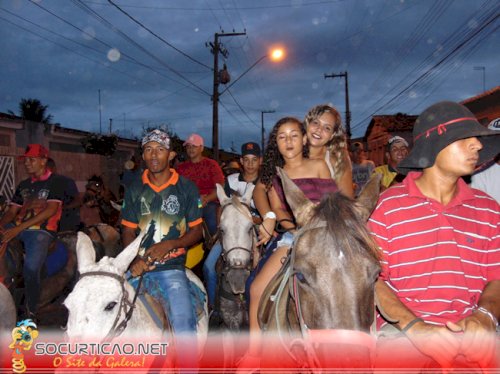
[177,133,225,237]
[369,101,499,370]
[470,118,500,202]
[374,135,410,190]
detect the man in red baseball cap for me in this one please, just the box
[0,144,65,320]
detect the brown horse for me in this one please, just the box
[81,175,120,228]
[0,232,78,325]
[81,175,121,259]
[258,169,381,369]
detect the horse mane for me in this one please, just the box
[228,194,251,218]
[313,192,380,261]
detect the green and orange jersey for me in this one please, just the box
[121,169,203,271]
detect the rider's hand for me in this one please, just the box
[0,226,22,245]
[145,241,176,263]
[129,256,151,277]
[27,198,47,211]
[256,217,275,246]
[404,320,461,368]
[446,312,497,367]
[200,195,209,208]
[0,242,7,258]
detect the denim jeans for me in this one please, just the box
[18,229,55,313]
[203,202,218,236]
[202,242,222,308]
[129,269,198,369]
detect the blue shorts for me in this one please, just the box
[276,231,294,249]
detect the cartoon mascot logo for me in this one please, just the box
[9,319,39,373]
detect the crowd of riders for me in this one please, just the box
[0,100,498,371]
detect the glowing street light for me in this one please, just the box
[219,47,286,95]
[270,48,284,62]
[212,47,285,161]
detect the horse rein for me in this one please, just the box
[78,270,143,341]
[219,200,259,270]
[272,221,376,369]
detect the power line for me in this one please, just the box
[350,11,499,132]
[356,0,495,122]
[107,0,212,70]
[23,0,195,89]
[0,6,176,87]
[0,12,157,88]
[224,89,260,129]
[83,0,347,11]
[69,0,211,96]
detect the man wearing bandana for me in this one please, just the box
[121,129,203,370]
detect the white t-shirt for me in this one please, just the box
[471,162,500,203]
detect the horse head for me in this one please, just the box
[63,231,148,340]
[277,168,381,332]
[85,175,104,195]
[216,184,255,294]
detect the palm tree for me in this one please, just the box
[8,98,53,124]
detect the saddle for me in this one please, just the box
[139,292,169,330]
[138,279,206,331]
[257,252,298,333]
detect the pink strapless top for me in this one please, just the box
[273,177,338,213]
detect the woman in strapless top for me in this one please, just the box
[240,116,338,368]
[254,104,353,247]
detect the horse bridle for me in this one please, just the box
[272,221,376,369]
[77,271,142,342]
[219,200,258,270]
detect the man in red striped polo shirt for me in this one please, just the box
[369,101,499,370]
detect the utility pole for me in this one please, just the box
[324,72,351,140]
[109,118,112,134]
[210,31,246,162]
[261,110,275,151]
[473,66,486,92]
[98,89,102,134]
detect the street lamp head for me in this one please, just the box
[270,47,285,62]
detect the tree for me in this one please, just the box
[8,98,53,124]
[81,133,118,156]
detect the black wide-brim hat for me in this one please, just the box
[398,101,500,173]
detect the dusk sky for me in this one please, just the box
[1,0,499,152]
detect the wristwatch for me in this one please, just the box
[264,211,277,220]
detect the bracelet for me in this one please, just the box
[401,317,424,333]
[475,306,498,328]
[264,211,276,220]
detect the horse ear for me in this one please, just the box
[216,184,231,206]
[277,167,315,226]
[354,173,382,222]
[113,230,146,274]
[242,184,254,204]
[76,232,96,272]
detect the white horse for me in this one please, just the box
[64,232,208,353]
[215,185,258,366]
[0,282,16,332]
